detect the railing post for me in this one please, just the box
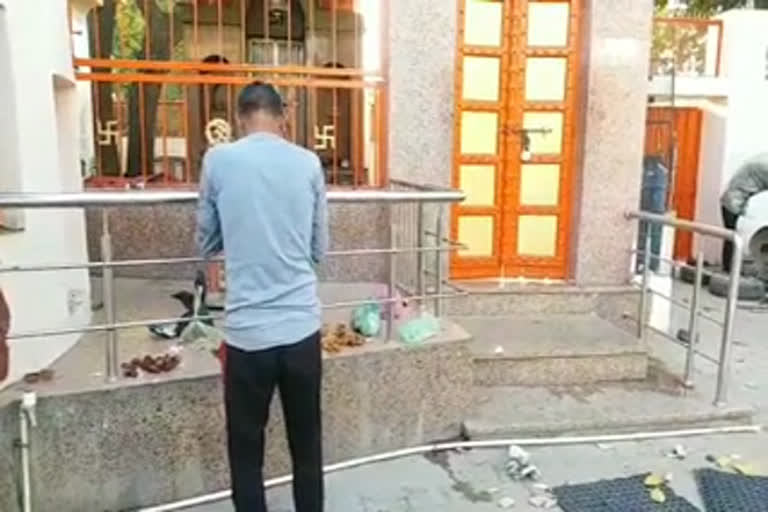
[715,235,743,406]
[416,202,425,302]
[100,209,119,382]
[684,252,704,389]
[386,206,396,341]
[637,222,652,340]
[434,207,444,317]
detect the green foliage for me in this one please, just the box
[164,38,187,101]
[111,0,187,61]
[109,0,186,100]
[113,0,144,60]
[655,0,768,15]
[651,6,712,75]
[652,0,768,75]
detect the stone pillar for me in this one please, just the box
[387,0,457,187]
[572,0,654,285]
[386,0,458,283]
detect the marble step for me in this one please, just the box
[459,314,648,386]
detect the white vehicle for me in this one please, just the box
[737,190,768,276]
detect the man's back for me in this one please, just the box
[202,83,327,512]
[197,132,328,351]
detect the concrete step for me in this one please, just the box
[444,282,639,318]
[460,314,648,386]
[463,383,756,439]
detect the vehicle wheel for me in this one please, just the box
[679,264,711,286]
[741,259,760,279]
[708,273,766,301]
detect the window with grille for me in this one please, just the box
[76,1,386,188]
[247,38,305,66]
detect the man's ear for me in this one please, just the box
[281,116,290,137]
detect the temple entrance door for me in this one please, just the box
[451,0,581,280]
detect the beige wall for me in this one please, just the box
[183,24,245,62]
[0,4,23,230]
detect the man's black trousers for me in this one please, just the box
[224,332,323,512]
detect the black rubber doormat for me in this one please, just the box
[695,468,768,512]
[554,474,701,512]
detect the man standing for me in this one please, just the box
[197,83,329,512]
[721,153,768,272]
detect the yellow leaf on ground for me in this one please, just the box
[644,474,665,487]
[733,463,760,476]
[649,487,667,503]
[716,456,732,468]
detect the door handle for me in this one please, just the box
[499,125,552,137]
[512,127,552,136]
[513,127,552,161]
[498,126,552,161]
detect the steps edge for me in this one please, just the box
[462,407,756,439]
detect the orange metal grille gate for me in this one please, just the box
[75,0,388,190]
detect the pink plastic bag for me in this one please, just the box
[373,284,414,322]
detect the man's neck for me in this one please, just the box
[245,127,282,138]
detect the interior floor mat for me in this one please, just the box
[554,474,700,512]
[695,468,768,512]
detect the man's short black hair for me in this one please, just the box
[237,82,284,118]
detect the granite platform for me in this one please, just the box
[0,279,473,512]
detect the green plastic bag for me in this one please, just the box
[180,320,225,353]
[398,313,439,347]
[180,287,226,352]
[351,301,382,337]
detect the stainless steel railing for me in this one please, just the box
[0,187,465,208]
[0,182,466,381]
[626,210,743,406]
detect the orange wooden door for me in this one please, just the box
[451,0,581,280]
[449,0,510,279]
[645,107,702,262]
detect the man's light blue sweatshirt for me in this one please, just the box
[196,132,329,351]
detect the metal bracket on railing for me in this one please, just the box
[416,203,426,304]
[637,224,652,341]
[100,210,119,382]
[683,252,704,389]
[19,391,37,512]
[716,235,743,406]
[387,207,397,341]
[434,209,445,317]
